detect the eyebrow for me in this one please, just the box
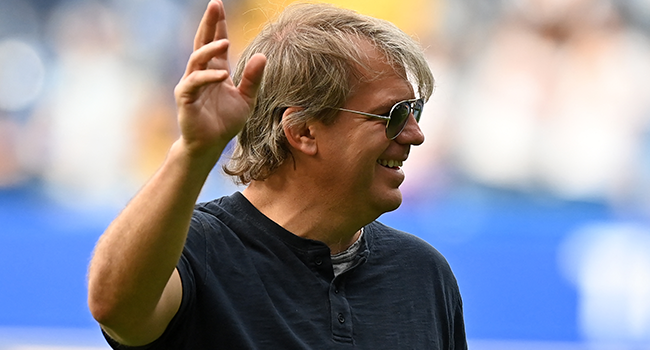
[371,97,414,114]
[367,99,396,113]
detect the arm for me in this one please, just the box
[87,1,266,346]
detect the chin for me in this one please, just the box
[374,189,403,214]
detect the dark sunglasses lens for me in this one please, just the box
[413,100,424,122]
[386,102,411,139]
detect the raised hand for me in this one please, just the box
[88,3,265,346]
[174,0,266,161]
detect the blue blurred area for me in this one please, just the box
[0,182,612,342]
[0,185,116,329]
[382,185,612,342]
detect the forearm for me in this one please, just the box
[87,139,222,328]
[86,0,265,341]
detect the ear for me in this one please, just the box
[282,107,318,156]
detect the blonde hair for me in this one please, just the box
[224,2,434,184]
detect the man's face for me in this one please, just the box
[312,46,425,220]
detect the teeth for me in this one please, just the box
[377,159,403,168]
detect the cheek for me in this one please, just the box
[349,156,383,190]
[325,153,375,190]
[321,125,388,180]
[341,153,373,178]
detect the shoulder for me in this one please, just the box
[364,221,459,287]
[356,222,467,346]
[181,193,249,278]
[366,221,448,263]
[192,193,238,221]
[189,192,251,232]
[192,191,262,223]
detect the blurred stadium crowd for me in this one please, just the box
[3,0,650,346]
[2,0,650,209]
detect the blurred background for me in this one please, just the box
[1,0,650,348]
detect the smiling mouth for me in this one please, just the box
[377,159,403,169]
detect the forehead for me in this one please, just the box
[346,42,414,108]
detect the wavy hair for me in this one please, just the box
[224,3,434,184]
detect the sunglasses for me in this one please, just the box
[336,98,424,139]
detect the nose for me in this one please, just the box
[394,114,424,145]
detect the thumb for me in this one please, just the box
[238,53,267,102]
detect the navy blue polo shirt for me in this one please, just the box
[104,192,466,349]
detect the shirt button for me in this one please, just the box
[338,313,345,323]
[315,257,322,266]
[334,289,339,294]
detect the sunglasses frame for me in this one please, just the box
[336,98,424,139]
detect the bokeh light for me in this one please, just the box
[0,39,45,112]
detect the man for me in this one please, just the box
[88,1,467,349]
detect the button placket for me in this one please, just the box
[307,248,333,280]
[329,278,353,342]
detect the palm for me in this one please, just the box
[178,71,248,150]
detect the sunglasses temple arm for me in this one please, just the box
[336,108,391,121]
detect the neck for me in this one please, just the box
[242,170,369,254]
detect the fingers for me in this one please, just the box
[182,1,230,99]
[180,0,264,108]
[184,39,230,78]
[214,2,228,42]
[175,69,229,102]
[194,0,228,51]
[178,39,230,100]
[237,54,267,102]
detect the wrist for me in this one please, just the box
[168,137,227,176]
